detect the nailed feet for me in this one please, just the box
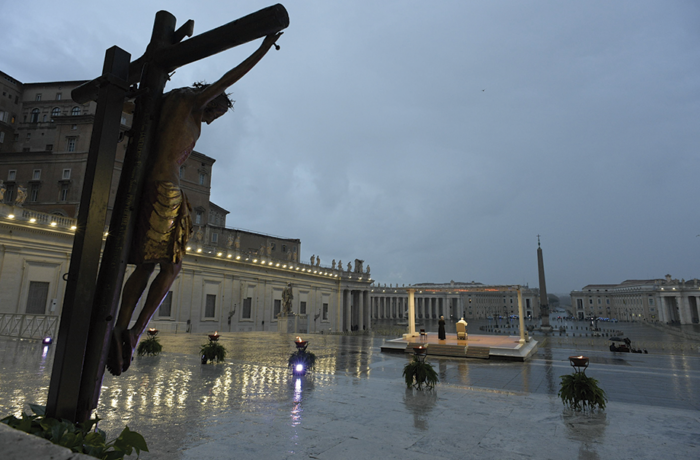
[106,327,139,376]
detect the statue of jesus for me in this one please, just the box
[107,32,282,375]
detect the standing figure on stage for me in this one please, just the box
[438,315,446,341]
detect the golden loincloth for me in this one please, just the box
[130,181,193,265]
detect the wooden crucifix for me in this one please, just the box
[46,4,289,423]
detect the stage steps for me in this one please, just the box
[402,342,491,359]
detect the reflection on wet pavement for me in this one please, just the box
[1,328,699,459]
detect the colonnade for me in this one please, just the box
[659,295,700,324]
[339,288,371,332]
[370,295,462,320]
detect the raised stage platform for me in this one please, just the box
[380,332,539,361]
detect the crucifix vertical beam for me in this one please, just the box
[46,46,130,421]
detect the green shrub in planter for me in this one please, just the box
[200,341,227,364]
[1,404,148,459]
[558,372,608,412]
[137,336,162,357]
[403,356,439,390]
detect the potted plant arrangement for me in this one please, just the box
[403,346,438,390]
[200,332,227,364]
[558,356,607,412]
[288,337,316,375]
[137,328,163,357]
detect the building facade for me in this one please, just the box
[370,281,540,321]
[0,71,301,262]
[570,275,700,324]
[0,202,372,335]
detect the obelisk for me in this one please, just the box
[537,235,552,331]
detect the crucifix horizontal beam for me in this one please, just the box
[73,3,289,103]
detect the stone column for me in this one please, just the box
[358,290,365,331]
[344,289,351,332]
[408,289,416,336]
[517,288,526,344]
[677,295,688,324]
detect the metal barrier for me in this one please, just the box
[0,313,59,339]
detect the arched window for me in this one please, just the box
[30,108,39,123]
[71,106,81,116]
[51,107,61,120]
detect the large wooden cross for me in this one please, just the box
[45,4,289,423]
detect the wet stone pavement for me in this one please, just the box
[1,324,699,459]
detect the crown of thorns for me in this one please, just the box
[193,82,234,110]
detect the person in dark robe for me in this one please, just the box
[438,315,446,340]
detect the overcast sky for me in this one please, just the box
[2,0,699,294]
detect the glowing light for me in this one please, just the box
[261,260,265,264]
[269,262,273,266]
[7,214,14,219]
[236,255,241,260]
[186,246,192,251]
[50,222,57,227]
[253,259,258,263]
[295,364,304,373]
[217,252,223,257]
[283,265,287,268]
[42,336,52,345]
[70,225,77,230]
[276,263,280,267]
[104,231,108,236]
[29,218,37,223]
[196,248,202,253]
[227,254,232,258]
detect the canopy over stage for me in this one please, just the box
[404,285,529,343]
[382,284,538,361]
